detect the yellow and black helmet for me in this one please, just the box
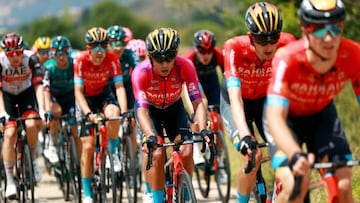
[34,36,51,49]
[84,27,108,45]
[245,2,282,36]
[298,0,346,25]
[145,28,180,56]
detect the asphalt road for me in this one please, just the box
[32,156,243,203]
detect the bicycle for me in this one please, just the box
[266,159,360,203]
[79,115,121,203]
[146,130,216,203]
[1,114,41,203]
[116,111,138,203]
[0,130,5,202]
[45,113,81,202]
[193,104,231,203]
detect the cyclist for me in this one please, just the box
[0,33,45,199]
[264,0,359,202]
[183,29,225,167]
[32,36,51,65]
[74,27,127,203]
[132,27,208,203]
[43,36,80,164]
[126,38,147,61]
[220,2,296,202]
[122,26,133,44]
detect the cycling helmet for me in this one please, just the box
[298,0,346,24]
[146,28,180,56]
[1,33,24,51]
[34,36,51,49]
[193,30,216,50]
[245,2,282,36]
[123,27,133,43]
[84,27,108,45]
[126,39,147,57]
[51,36,71,51]
[107,25,126,41]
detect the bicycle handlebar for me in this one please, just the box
[289,159,360,201]
[243,142,268,174]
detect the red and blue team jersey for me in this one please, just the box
[223,32,296,100]
[267,38,360,116]
[74,51,123,96]
[132,56,202,109]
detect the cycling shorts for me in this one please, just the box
[264,102,353,170]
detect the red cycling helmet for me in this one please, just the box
[126,39,147,57]
[1,33,24,51]
[193,30,216,50]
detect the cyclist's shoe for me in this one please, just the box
[33,159,42,182]
[112,154,121,172]
[44,145,59,164]
[193,153,205,165]
[142,192,153,203]
[83,196,93,203]
[5,184,17,199]
[217,169,228,184]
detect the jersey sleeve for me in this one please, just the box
[109,53,123,84]
[29,54,44,86]
[347,41,360,104]
[180,59,202,102]
[222,38,242,90]
[132,61,150,109]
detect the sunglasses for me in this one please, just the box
[5,49,23,57]
[151,52,176,63]
[252,34,280,46]
[197,47,213,55]
[54,50,69,57]
[38,49,50,55]
[110,40,126,48]
[307,24,343,39]
[89,44,108,53]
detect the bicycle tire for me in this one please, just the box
[136,142,142,192]
[57,135,71,201]
[214,130,231,203]
[121,136,137,203]
[68,136,81,203]
[194,161,211,198]
[177,171,197,203]
[0,137,5,202]
[100,147,117,203]
[21,144,35,203]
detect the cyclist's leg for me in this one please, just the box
[80,133,95,198]
[310,102,353,203]
[45,100,61,163]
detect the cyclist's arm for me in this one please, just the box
[43,68,51,112]
[74,84,91,117]
[227,85,251,138]
[0,65,5,113]
[137,107,154,138]
[114,81,128,114]
[29,54,45,113]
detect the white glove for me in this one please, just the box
[0,111,10,124]
[39,109,46,120]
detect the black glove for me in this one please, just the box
[238,135,257,156]
[143,135,158,149]
[288,152,308,171]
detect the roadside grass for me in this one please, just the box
[226,82,360,202]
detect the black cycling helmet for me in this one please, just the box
[1,33,24,51]
[298,0,346,25]
[84,27,108,45]
[193,30,216,50]
[245,2,282,36]
[146,28,180,56]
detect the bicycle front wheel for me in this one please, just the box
[177,171,197,203]
[68,136,81,203]
[214,130,231,203]
[100,147,117,203]
[21,144,35,203]
[121,136,137,203]
[194,159,211,198]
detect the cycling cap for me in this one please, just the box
[193,30,216,50]
[123,27,133,43]
[245,2,282,36]
[107,25,126,41]
[51,36,71,51]
[1,33,24,51]
[127,39,147,57]
[146,28,180,55]
[34,36,51,49]
[85,27,108,45]
[298,0,346,24]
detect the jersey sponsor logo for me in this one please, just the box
[3,65,31,82]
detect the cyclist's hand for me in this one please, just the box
[0,111,10,125]
[142,135,157,154]
[200,129,216,144]
[238,135,257,156]
[86,112,98,123]
[288,152,314,176]
[39,109,47,121]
